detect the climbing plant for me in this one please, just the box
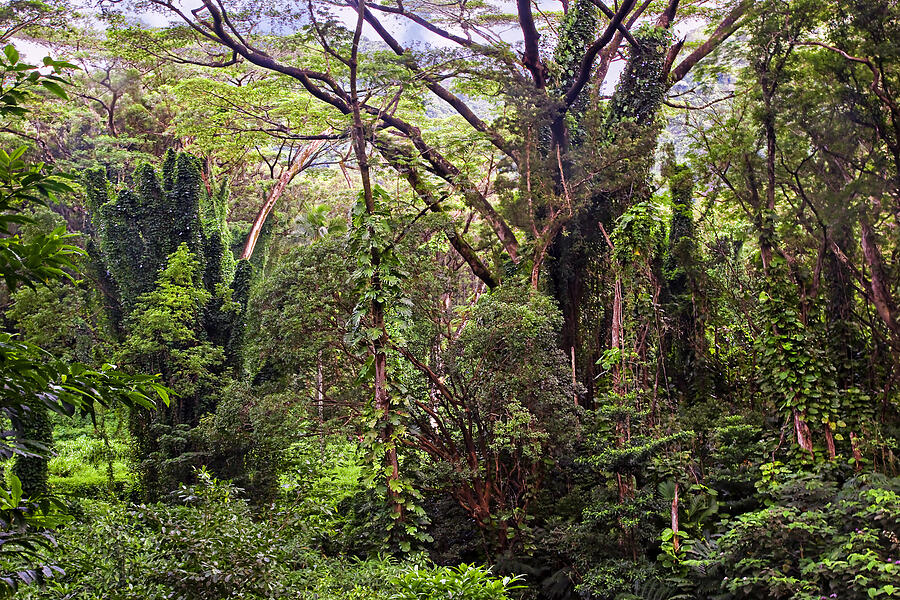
[85,151,252,497]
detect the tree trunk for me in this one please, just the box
[350,0,401,517]
[611,274,624,392]
[860,218,900,348]
[793,409,815,458]
[671,483,680,552]
[240,139,325,260]
[317,350,325,457]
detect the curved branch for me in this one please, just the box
[588,0,638,48]
[377,138,499,288]
[378,114,521,262]
[563,0,636,107]
[348,0,516,161]
[361,1,504,58]
[668,0,752,84]
[241,137,327,260]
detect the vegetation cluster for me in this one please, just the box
[0,0,897,598]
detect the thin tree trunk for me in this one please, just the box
[760,107,777,272]
[317,350,325,457]
[793,409,815,458]
[611,275,624,392]
[349,0,401,516]
[671,483,680,552]
[571,346,578,405]
[240,138,325,260]
[860,218,900,348]
[824,427,836,459]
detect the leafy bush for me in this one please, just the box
[278,437,367,548]
[20,472,289,599]
[676,473,900,599]
[391,564,524,600]
[15,471,449,600]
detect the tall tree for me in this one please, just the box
[120,0,754,410]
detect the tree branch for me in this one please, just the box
[668,0,752,84]
[348,0,516,161]
[376,138,499,288]
[564,0,636,107]
[517,0,547,88]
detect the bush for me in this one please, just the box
[15,471,430,600]
[21,472,291,599]
[677,473,900,599]
[391,564,524,600]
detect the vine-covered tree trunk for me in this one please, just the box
[661,151,707,403]
[85,152,253,497]
[13,406,52,498]
[548,28,671,403]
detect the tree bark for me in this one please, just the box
[860,218,900,348]
[240,138,325,260]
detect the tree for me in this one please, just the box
[115,0,755,400]
[401,285,579,553]
[85,150,252,496]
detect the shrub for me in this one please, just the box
[15,471,408,600]
[677,473,900,599]
[391,564,524,600]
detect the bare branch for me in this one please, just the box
[588,0,639,48]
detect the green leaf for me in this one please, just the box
[4,44,19,65]
[39,80,68,100]
[9,474,22,506]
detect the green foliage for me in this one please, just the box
[85,151,205,312]
[12,406,51,498]
[278,437,367,548]
[291,203,347,243]
[610,201,667,269]
[347,184,412,347]
[47,414,134,500]
[86,151,254,497]
[679,474,900,599]
[0,146,79,290]
[13,472,508,600]
[16,473,294,599]
[0,43,75,120]
[0,474,69,596]
[447,285,579,453]
[196,382,297,502]
[390,564,524,600]
[754,283,874,459]
[604,27,671,131]
[120,244,218,387]
[3,3,900,599]
[414,285,579,552]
